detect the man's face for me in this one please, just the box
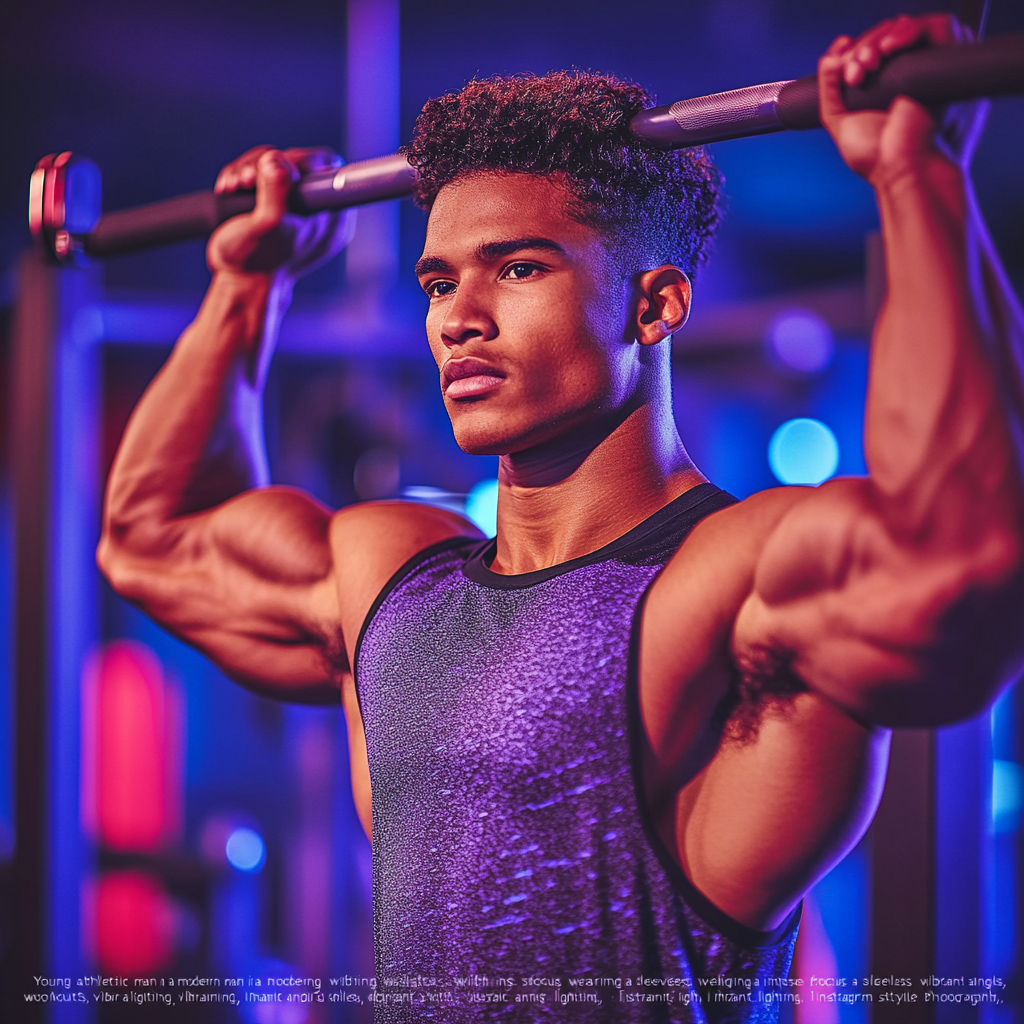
[416,172,639,456]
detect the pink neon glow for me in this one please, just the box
[80,641,184,851]
[95,871,174,976]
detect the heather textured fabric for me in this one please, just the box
[355,483,800,1022]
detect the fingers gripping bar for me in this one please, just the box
[31,35,1024,262]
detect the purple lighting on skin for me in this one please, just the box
[767,310,835,374]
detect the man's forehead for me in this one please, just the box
[419,172,600,265]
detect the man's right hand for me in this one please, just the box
[208,146,356,279]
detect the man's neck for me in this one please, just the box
[489,403,705,575]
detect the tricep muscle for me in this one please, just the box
[735,476,1023,727]
[100,485,342,700]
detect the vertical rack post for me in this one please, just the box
[871,730,936,1024]
[7,248,99,1022]
[345,0,401,295]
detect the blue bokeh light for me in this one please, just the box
[767,310,835,374]
[225,826,266,872]
[768,418,840,486]
[465,479,499,538]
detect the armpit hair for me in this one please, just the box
[714,647,807,745]
[321,627,351,689]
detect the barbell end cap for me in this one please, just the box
[28,152,103,264]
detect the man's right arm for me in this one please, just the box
[99,472,473,703]
[97,147,475,705]
[96,262,348,701]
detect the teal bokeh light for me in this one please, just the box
[466,479,499,538]
[993,760,1023,834]
[768,418,840,486]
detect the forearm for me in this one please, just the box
[102,271,290,551]
[865,160,1023,537]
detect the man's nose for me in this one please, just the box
[439,284,498,348]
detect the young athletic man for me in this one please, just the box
[99,13,1024,1021]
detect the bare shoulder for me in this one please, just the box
[640,480,869,730]
[646,485,810,641]
[638,487,812,779]
[330,500,483,664]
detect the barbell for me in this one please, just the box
[29,33,1024,264]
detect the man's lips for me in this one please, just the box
[442,357,506,399]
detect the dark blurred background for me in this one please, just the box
[1,1,1022,1022]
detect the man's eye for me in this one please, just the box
[425,280,456,298]
[503,262,541,280]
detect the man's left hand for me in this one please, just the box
[818,13,986,190]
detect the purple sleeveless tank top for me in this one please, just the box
[355,483,799,1022]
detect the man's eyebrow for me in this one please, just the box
[414,255,453,276]
[414,237,567,278]
[476,237,567,262]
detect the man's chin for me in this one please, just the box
[449,406,595,458]
[447,393,609,458]
[450,418,535,458]
[452,430,516,457]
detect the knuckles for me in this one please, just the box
[210,144,348,276]
[216,145,341,194]
[828,11,960,76]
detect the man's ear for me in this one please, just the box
[635,266,691,346]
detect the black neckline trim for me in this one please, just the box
[462,482,727,590]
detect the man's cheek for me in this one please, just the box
[424,321,445,366]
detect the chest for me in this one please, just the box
[357,558,660,777]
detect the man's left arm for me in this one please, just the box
[638,16,1024,932]
[734,14,1024,728]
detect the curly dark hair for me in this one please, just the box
[405,70,722,278]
